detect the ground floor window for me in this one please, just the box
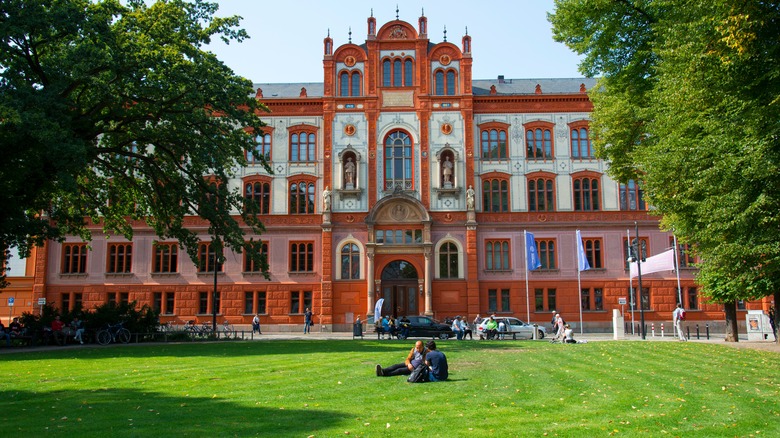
[581,288,603,311]
[244,291,267,314]
[686,287,698,310]
[290,291,312,314]
[198,291,221,315]
[488,288,510,313]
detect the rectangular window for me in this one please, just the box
[258,291,267,314]
[290,242,314,272]
[687,287,698,310]
[670,238,695,268]
[197,243,223,273]
[548,288,556,312]
[153,292,162,313]
[62,293,70,311]
[107,292,117,306]
[535,288,544,312]
[74,293,82,310]
[624,237,649,269]
[500,289,510,312]
[244,292,254,314]
[244,241,268,272]
[107,243,133,273]
[538,239,556,270]
[304,291,312,311]
[120,292,129,305]
[291,291,301,314]
[737,300,746,310]
[583,238,603,269]
[165,292,175,315]
[485,240,510,271]
[639,287,650,310]
[580,288,590,311]
[199,292,208,314]
[62,243,88,274]
[153,243,178,273]
[594,288,603,311]
[488,289,497,313]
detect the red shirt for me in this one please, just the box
[52,320,64,331]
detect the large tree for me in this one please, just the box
[550,0,780,342]
[0,0,270,284]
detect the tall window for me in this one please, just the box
[687,287,698,310]
[537,239,556,270]
[480,127,508,160]
[481,177,509,212]
[339,71,362,96]
[62,243,87,274]
[244,291,267,314]
[581,288,604,311]
[290,242,314,273]
[434,69,458,95]
[526,125,553,160]
[623,237,648,269]
[439,241,459,279]
[197,242,222,273]
[107,243,132,273]
[620,180,646,211]
[485,240,510,271]
[570,126,592,158]
[244,241,268,273]
[382,57,414,87]
[250,132,271,163]
[289,180,315,214]
[670,238,695,268]
[573,176,600,211]
[340,243,360,279]
[290,131,316,162]
[290,291,312,314]
[583,238,603,269]
[153,243,178,273]
[245,180,271,214]
[536,288,558,312]
[384,130,413,191]
[153,292,175,315]
[528,175,555,212]
[488,288,511,313]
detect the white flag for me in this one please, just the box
[630,249,675,278]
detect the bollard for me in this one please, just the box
[661,322,665,338]
[696,324,700,340]
[687,326,690,340]
[706,323,710,340]
[651,322,656,337]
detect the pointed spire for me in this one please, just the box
[465,26,468,36]
[371,8,373,17]
[327,28,330,38]
[443,25,447,42]
[348,27,352,43]
[421,7,425,16]
[396,4,399,20]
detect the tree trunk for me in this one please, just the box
[773,290,779,345]
[723,301,739,342]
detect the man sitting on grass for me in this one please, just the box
[424,341,448,382]
[376,341,425,377]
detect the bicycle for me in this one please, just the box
[221,320,235,337]
[97,322,131,345]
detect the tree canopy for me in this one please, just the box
[550,1,780,306]
[0,0,270,283]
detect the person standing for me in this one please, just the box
[672,303,687,341]
[303,308,313,334]
[424,341,448,382]
[375,341,426,377]
[252,314,262,334]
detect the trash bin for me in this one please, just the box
[352,322,363,339]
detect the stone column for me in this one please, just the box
[424,248,432,315]
[366,251,375,319]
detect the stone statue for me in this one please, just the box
[344,157,356,188]
[442,156,453,185]
[466,185,475,210]
[322,186,332,212]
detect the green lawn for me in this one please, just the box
[1,340,778,437]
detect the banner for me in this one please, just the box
[630,249,675,278]
[576,230,591,271]
[526,232,541,271]
[374,298,384,319]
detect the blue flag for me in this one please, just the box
[576,230,591,271]
[526,232,542,271]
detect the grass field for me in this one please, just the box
[1,339,778,437]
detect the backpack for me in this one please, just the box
[407,364,428,383]
[679,309,686,320]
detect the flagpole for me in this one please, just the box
[627,229,634,335]
[577,262,583,335]
[673,234,682,306]
[524,230,530,322]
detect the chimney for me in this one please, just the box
[498,75,505,84]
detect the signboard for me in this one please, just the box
[7,297,14,306]
[618,297,627,305]
[38,298,47,305]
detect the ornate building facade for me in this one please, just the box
[4,13,768,332]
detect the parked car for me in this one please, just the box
[476,316,546,340]
[396,316,455,340]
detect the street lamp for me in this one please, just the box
[212,252,218,334]
[629,222,647,339]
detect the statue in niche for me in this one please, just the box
[466,185,475,211]
[343,157,356,189]
[322,186,332,212]
[442,156,453,188]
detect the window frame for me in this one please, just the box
[569,121,592,159]
[290,241,315,273]
[288,177,316,214]
[289,128,317,163]
[62,243,88,274]
[524,121,555,160]
[485,239,511,271]
[620,179,646,211]
[197,242,223,273]
[244,177,272,215]
[249,129,272,163]
[527,172,556,212]
[381,56,415,88]
[243,241,268,273]
[537,238,557,270]
[437,240,461,279]
[383,130,414,191]
[582,237,603,269]
[106,242,133,274]
[152,242,178,274]
[339,242,361,280]
[573,172,601,211]
[481,174,510,212]
[479,123,509,160]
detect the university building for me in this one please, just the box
[3,12,766,333]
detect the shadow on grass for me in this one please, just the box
[0,388,347,435]
[0,339,534,362]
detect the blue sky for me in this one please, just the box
[206,0,585,83]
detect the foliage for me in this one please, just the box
[0,340,778,436]
[0,0,271,285]
[550,1,780,308]
[18,300,159,336]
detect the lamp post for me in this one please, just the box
[630,222,647,340]
[212,252,218,334]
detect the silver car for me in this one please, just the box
[476,316,546,340]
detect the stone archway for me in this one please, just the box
[377,260,419,317]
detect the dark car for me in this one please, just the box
[397,316,454,340]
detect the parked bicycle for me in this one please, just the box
[222,320,235,336]
[183,320,214,337]
[97,322,131,345]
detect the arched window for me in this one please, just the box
[404,59,414,85]
[351,72,361,96]
[480,128,508,160]
[525,123,554,160]
[339,71,362,97]
[249,131,271,163]
[433,69,458,96]
[446,70,456,95]
[571,126,592,158]
[435,71,444,95]
[438,241,459,279]
[340,243,361,279]
[383,59,391,86]
[481,177,509,212]
[290,130,316,162]
[485,240,510,271]
[620,179,646,211]
[244,180,271,214]
[393,59,402,86]
[289,180,315,214]
[339,71,349,96]
[573,176,600,211]
[384,130,413,190]
[527,175,555,212]
[382,57,414,87]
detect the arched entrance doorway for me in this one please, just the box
[379,260,419,317]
